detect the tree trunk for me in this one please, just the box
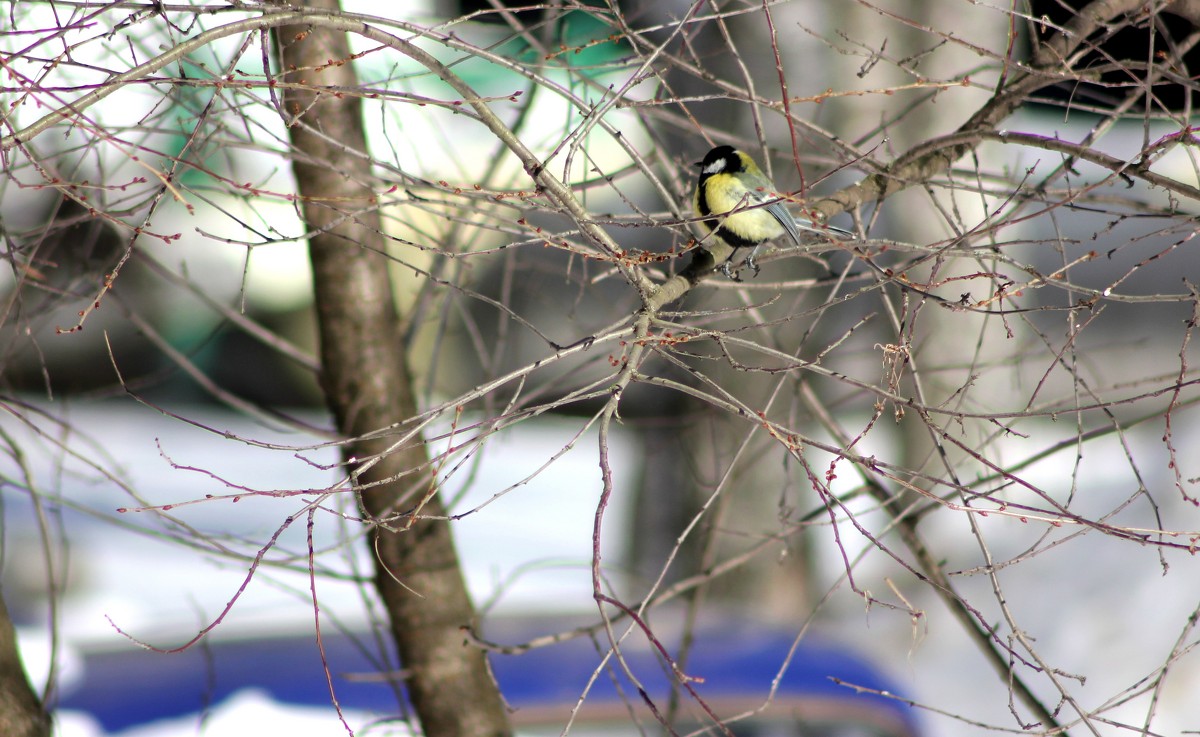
[271,5,511,736]
[0,594,50,737]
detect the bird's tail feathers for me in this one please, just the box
[795,219,854,240]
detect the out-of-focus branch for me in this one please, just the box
[1,14,296,152]
[808,72,1045,224]
[808,0,1200,225]
[1034,0,1200,68]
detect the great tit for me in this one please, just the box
[692,145,850,278]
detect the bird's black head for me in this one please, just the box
[695,145,743,176]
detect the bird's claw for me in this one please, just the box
[720,255,759,281]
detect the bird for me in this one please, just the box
[692,145,851,279]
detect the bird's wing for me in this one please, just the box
[763,190,855,241]
[763,200,802,245]
[751,187,856,244]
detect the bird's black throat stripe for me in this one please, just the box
[710,224,758,249]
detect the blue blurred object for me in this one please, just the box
[56,617,921,736]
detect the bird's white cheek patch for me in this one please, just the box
[703,159,726,175]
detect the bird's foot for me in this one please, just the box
[743,253,761,278]
[720,260,742,282]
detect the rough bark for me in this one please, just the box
[271,5,511,736]
[0,594,50,737]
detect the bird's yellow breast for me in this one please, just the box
[695,178,786,242]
